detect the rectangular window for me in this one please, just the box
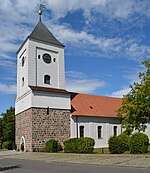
[98,126,102,139]
[113,126,117,136]
[79,126,84,138]
[44,75,50,84]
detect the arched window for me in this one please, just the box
[113,126,117,136]
[79,126,84,138]
[22,77,24,86]
[98,126,102,139]
[21,56,25,67]
[44,75,50,84]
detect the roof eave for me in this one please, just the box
[17,36,29,54]
[71,114,120,118]
[28,36,65,48]
[17,36,65,55]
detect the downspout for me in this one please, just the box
[76,116,78,138]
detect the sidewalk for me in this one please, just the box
[1,151,150,168]
[0,150,23,157]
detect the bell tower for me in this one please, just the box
[15,8,70,152]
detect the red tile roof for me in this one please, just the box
[29,86,70,95]
[71,93,122,118]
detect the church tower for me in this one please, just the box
[15,10,70,151]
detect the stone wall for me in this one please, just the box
[15,108,33,151]
[15,107,70,152]
[32,108,70,151]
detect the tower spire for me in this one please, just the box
[37,0,46,21]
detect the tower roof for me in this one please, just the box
[17,20,64,53]
[29,21,64,47]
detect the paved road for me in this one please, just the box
[0,158,150,173]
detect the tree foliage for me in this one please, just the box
[0,107,15,149]
[117,60,150,133]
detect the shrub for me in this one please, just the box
[117,133,130,152]
[108,136,121,154]
[64,138,78,153]
[108,133,130,154]
[130,133,149,154]
[44,139,62,153]
[2,141,13,150]
[57,143,63,152]
[64,137,95,153]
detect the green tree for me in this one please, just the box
[117,60,150,133]
[1,107,15,144]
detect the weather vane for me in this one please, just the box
[37,0,46,21]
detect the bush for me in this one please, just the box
[118,133,130,152]
[130,133,149,154]
[64,137,95,153]
[44,139,62,153]
[2,141,13,150]
[108,133,130,154]
[108,136,120,154]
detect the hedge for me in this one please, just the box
[64,137,95,153]
[130,132,149,154]
[44,139,62,153]
[108,133,130,154]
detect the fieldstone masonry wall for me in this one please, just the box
[16,107,70,152]
[15,108,33,151]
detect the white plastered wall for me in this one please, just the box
[16,40,30,98]
[15,90,70,115]
[70,116,122,148]
[28,39,65,89]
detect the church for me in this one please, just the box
[15,10,127,152]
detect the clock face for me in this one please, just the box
[22,56,25,67]
[43,53,51,64]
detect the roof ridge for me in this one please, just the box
[71,92,122,99]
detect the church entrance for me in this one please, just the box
[20,136,26,152]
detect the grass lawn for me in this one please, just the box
[94,148,110,154]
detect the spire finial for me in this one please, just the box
[37,0,46,21]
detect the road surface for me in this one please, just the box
[0,158,150,173]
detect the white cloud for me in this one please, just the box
[0,84,16,94]
[45,0,150,20]
[111,87,131,98]
[66,79,105,93]
[0,0,149,65]
[50,23,150,60]
[0,0,150,97]
[66,71,106,93]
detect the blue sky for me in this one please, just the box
[0,0,150,113]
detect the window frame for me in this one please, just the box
[113,126,117,136]
[44,75,51,85]
[22,77,24,87]
[97,125,102,139]
[79,125,84,138]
